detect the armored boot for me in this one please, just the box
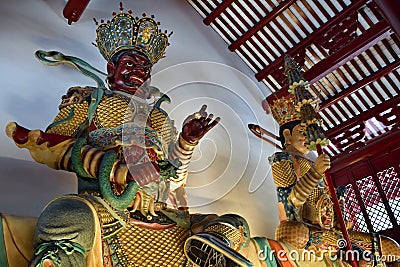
[185,214,253,267]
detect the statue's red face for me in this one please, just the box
[107,51,152,98]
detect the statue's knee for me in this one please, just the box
[30,196,96,267]
[35,197,96,248]
[275,221,309,249]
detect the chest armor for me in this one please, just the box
[93,94,130,129]
[47,89,175,160]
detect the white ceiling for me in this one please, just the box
[0,0,283,238]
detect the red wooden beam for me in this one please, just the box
[266,19,392,105]
[255,0,368,82]
[191,0,209,17]
[330,128,400,174]
[325,94,400,137]
[228,0,297,51]
[203,0,235,25]
[320,58,400,110]
[304,20,392,84]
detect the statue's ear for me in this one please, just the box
[107,61,115,77]
[283,128,291,143]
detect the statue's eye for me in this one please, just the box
[126,62,133,67]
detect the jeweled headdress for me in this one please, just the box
[94,3,171,64]
[270,96,302,126]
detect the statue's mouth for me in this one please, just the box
[124,75,145,86]
[130,76,145,84]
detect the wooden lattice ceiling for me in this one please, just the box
[187,0,400,165]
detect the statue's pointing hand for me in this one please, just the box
[181,105,220,144]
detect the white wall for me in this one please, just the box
[0,0,280,238]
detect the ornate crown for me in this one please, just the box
[270,96,302,126]
[94,4,171,64]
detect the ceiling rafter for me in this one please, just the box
[228,0,297,51]
[188,0,400,160]
[320,59,400,110]
[326,94,400,137]
[256,0,370,82]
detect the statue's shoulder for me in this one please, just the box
[268,151,292,165]
[268,151,297,187]
[46,86,95,136]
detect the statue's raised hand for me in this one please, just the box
[181,105,220,144]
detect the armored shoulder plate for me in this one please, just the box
[46,86,94,136]
[269,152,296,188]
[268,151,291,165]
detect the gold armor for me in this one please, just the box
[47,86,92,136]
[270,152,333,228]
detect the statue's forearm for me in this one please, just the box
[6,122,131,185]
[169,134,198,183]
[288,166,323,207]
[45,141,142,187]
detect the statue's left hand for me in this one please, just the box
[181,105,220,144]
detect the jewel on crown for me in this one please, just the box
[270,96,302,127]
[94,2,172,64]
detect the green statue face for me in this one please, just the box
[107,51,153,98]
[283,123,309,155]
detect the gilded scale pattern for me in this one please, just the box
[47,91,175,152]
[47,102,89,136]
[271,160,296,187]
[149,108,174,146]
[83,194,192,266]
[94,95,130,129]
[115,223,190,266]
[204,224,243,251]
